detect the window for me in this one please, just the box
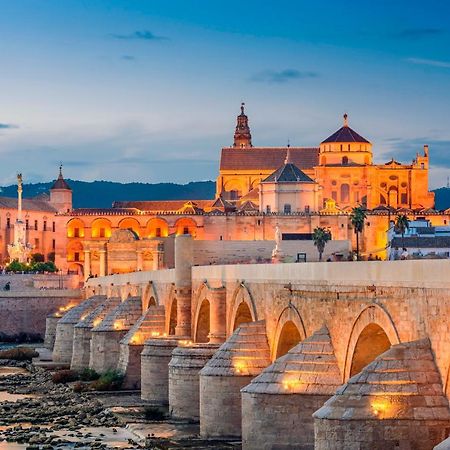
[43,221,47,231]
[34,238,39,248]
[74,228,80,238]
[342,156,349,165]
[52,222,56,232]
[331,191,337,201]
[52,239,56,250]
[34,220,38,230]
[155,227,161,237]
[421,163,425,169]
[6,218,10,229]
[74,252,80,262]
[340,184,350,203]
[26,219,29,230]
[183,227,189,235]
[257,219,261,226]
[266,205,271,214]
[348,144,351,151]
[99,228,105,238]
[401,193,408,204]
[305,205,310,213]
[284,204,291,214]
[340,144,343,151]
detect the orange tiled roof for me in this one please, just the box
[112,200,213,212]
[0,196,57,213]
[219,147,319,171]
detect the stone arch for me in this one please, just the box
[91,218,112,239]
[165,285,177,335]
[228,283,258,334]
[68,262,83,276]
[118,217,141,237]
[195,299,210,343]
[343,304,400,381]
[141,282,158,311]
[67,218,85,238]
[146,218,169,238]
[174,217,197,237]
[272,305,307,361]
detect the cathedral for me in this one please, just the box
[217,104,434,212]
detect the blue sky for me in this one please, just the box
[0,0,450,188]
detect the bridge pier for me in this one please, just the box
[168,343,220,421]
[141,338,181,404]
[314,339,450,450]
[52,295,106,364]
[199,320,271,439]
[44,314,60,350]
[71,297,121,371]
[241,326,342,450]
[89,295,142,373]
[117,305,166,389]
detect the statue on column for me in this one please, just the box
[7,173,33,263]
[271,225,284,263]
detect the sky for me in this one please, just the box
[0,0,450,188]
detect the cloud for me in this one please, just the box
[0,123,18,130]
[405,57,450,68]
[392,28,443,40]
[249,69,319,84]
[381,137,450,168]
[121,55,136,61]
[110,30,167,41]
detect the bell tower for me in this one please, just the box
[233,102,252,148]
[50,165,73,213]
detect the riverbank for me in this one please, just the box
[0,358,241,449]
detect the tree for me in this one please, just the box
[312,227,332,261]
[395,214,409,249]
[350,206,367,261]
[31,253,45,263]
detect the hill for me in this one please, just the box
[433,187,450,211]
[0,180,216,209]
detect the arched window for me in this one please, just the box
[340,184,350,203]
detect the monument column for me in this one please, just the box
[83,250,91,280]
[174,235,193,337]
[208,286,227,344]
[99,249,106,277]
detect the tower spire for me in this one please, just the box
[233,102,252,148]
[343,113,348,127]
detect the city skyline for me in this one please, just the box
[0,0,450,188]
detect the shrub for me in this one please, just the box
[72,381,88,393]
[6,260,28,273]
[52,369,79,384]
[144,406,166,421]
[90,370,124,391]
[31,253,45,263]
[0,347,38,361]
[79,368,100,381]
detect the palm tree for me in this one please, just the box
[350,206,367,261]
[395,214,409,250]
[312,227,332,261]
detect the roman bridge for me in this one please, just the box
[48,235,450,449]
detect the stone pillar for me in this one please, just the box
[99,249,106,277]
[152,248,164,270]
[199,321,271,439]
[168,343,219,421]
[83,250,91,280]
[136,250,143,271]
[44,315,60,350]
[208,287,226,344]
[314,339,450,450]
[241,326,342,450]
[141,338,179,404]
[174,235,193,337]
